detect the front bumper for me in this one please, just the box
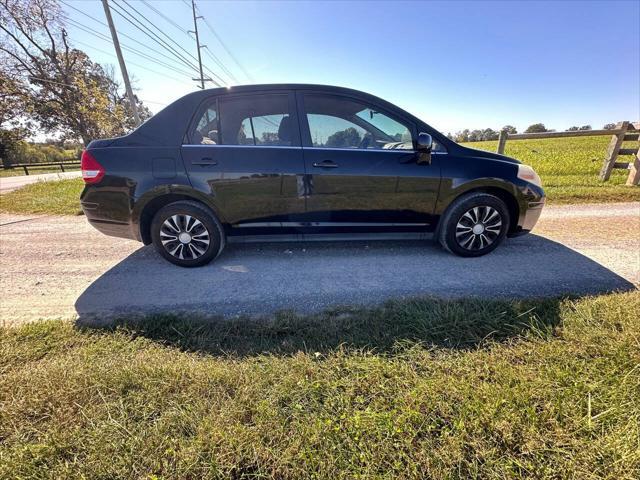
[509,198,545,237]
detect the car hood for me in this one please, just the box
[457,145,521,164]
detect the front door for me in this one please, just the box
[298,92,441,229]
[181,92,306,230]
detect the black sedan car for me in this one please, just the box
[80,84,545,267]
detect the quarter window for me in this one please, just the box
[304,94,413,150]
[192,105,219,145]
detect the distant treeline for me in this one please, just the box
[0,141,82,166]
[448,123,618,142]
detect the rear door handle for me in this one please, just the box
[312,161,338,168]
[193,158,217,166]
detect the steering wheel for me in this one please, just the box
[358,135,372,149]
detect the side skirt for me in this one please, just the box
[227,232,434,244]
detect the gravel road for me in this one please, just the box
[1,202,638,324]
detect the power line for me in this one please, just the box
[62,0,235,87]
[28,76,76,88]
[196,6,253,83]
[115,0,225,86]
[73,40,192,85]
[202,45,238,84]
[29,77,171,110]
[139,0,236,86]
[140,99,168,106]
[174,0,244,84]
[61,3,197,77]
[65,18,195,77]
[108,0,203,75]
[140,0,186,35]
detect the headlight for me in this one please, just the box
[517,164,542,187]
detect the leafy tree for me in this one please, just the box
[579,125,592,130]
[481,128,499,141]
[454,129,470,142]
[259,131,280,145]
[603,123,616,130]
[468,129,484,142]
[501,125,517,134]
[0,70,32,166]
[566,126,579,131]
[326,127,361,148]
[0,0,150,146]
[525,123,547,133]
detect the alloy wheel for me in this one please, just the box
[160,214,210,260]
[455,206,502,251]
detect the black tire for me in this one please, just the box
[438,192,510,257]
[150,200,225,267]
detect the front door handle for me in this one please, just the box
[312,160,338,168]
[193,158,218,166]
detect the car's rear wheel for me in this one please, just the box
[151,201,225,267]
[438,192,510,257]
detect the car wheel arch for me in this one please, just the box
[436,185,520,236]
[134,189,226,245]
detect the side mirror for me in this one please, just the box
[416,132,433,164]
[417,132,433,151]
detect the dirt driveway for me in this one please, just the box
[1,202,638,325]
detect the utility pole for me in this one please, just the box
[189,0,210,89]
[101,0,141,125]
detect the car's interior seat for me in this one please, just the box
[278,116,292,145]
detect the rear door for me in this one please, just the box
[181,92,305,229]
[298,92,441,228]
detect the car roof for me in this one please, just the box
[189,84,399,110]
[200,83,375,96]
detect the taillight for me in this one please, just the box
[81,150,105,184]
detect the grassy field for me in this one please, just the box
[0,178,84,215]
[1,292,639,479]
[0,166,80,177]
[462,136,639,203]
[0,136,638,216]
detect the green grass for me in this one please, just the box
[0,178,84,215]
[1,292,639,479]
[462,136,640,203]
[0,166,80,177]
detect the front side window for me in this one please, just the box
[304,94,413,150]
[220,94,293,146]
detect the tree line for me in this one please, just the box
[0,0,150,166]
[448,123,619,143]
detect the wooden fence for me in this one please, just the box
[0,160,80,175]
[496,121,640,186]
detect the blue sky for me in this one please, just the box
[64,0,640,134]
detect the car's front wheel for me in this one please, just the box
[438,192,510,257]
[150,201,225,267]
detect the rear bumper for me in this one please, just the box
[81,200,139,241]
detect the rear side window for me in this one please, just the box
[220,95,293,146]
[188,94,294,146]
